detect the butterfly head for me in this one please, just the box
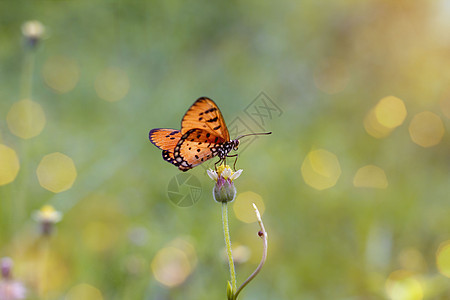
[232,139,240,151]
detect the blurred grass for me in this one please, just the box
[1,0,450,299]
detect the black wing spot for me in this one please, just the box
[197,134,201,138]
[213,125,221,130]
[201,158,204,161]
[199,117,203,121]
[198,142,202,145]
[214,137,218,143]
[205,108,217,114]
[165,135,170,138]
[207,117,218,123]
[190,139,195,141]
[197,149,201,152]
[188,147,191,150]
[199,112,204,116]
[170,137,175,140]
[206,133,210,138]
[195,155,199,159]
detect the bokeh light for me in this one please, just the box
[436,241,450,278]
[439,93,450,119]
[374,96,407,129]
[42,56,80,94]
[65,283,103,300]
[233,191,265,223]
[151,239,197,288]
[398,248,427,273]
[36,152,77,193]
[385,270,423,300]
[364,108,393,139]
[353,165,388,189]
[95,67,130,102]
[0,144,20,186]
[313,58,349,94]
[6,99,46,139]
[409,111,445,148]
[222,244,251,265]
[301,149,341,190]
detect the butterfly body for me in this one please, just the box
[149,97,239,171]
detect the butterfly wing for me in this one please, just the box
[149,128,181,150]
[181,97,230,141]
[149,129,183,164]
[171,129,224,171]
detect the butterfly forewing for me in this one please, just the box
[181,97,230,141]
[149,129,182,150]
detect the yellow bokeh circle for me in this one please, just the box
[364,108,393,139]
[43,55,80,94]
[36,152,77,193]
[0,144,20,185]
[436,241,450,278]
[95,67,130,102]
[409,111,445,148]
[151,246,192,288]
[385,270,423,300]
[301,149,341,190]
[439,94,450,119]
[353,165,388,189]
[374,96,407,129]
[65,283,103,300]
[233,191,265,223]
[7,99,46,139]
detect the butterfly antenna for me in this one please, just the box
[235,132,272,140]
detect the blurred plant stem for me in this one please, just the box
[14,49,36,229]
[234,204,268,299]
[222,202,237,296]
[38,236,50,300]
[21,51,35,100]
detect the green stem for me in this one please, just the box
[222,201,237,295]
[234,204,268,298]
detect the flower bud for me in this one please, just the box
[1,257,13,280]
[213,177,237,203]
[32,205,62,236]
[21,20,45,48]
[208,165,242,203]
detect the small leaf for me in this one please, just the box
[227,281,234,300]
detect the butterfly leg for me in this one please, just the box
[226,154,238,170]
[214,158,223,170]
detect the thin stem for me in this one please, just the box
[234,204,268,299]
[38,236,50,300]
[222,201,237,293]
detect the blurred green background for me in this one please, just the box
[1,0,450,299]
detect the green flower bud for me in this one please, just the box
[207,165,242,203]
[213,177,237,203]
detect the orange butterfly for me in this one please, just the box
[149,97,271,171]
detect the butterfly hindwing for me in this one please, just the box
[181,97,230,141]
[171,129,226,171]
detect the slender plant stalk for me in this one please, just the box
[222,202,237,294]
[15,48,36,232]
[234,204,268,299]
[38,236,50,300]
